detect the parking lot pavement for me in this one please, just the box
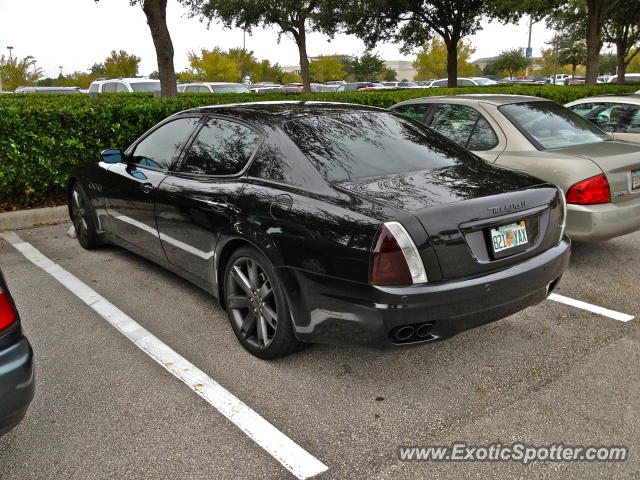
[1,222,638,479]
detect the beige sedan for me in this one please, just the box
[390,94,640,241]
[564,94,640,144]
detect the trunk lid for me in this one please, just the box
[554,141,640,203]
[337,162,564,280]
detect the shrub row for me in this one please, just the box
[1,83,639,206]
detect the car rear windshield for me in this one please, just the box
[499,101,611,149]
[130,82,161,92]
[283,111,472,182]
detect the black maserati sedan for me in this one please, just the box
[68,101,570,358]
[0,268,35,435]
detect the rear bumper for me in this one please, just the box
[282,238,571,348]
[0,337,35,436]
[567,197,640,242]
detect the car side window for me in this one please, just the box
[102,82,117,93]
[185,86,199,93]
[116,82,129,93]
[180,118,262,176]
[458,79,474,86]
[568,102,628,132]
[618,106,640,134]
[430,104,498,151]
[392,104,430,123]
[432,80,448,87]
[131,117,200,170]
[198,86,210,93]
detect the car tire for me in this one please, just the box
[70,182,98,250]
[224,246,303,359]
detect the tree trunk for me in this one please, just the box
[444,38,458,88]
[585,0,603,85]
[296,25,312,93]
[616,42,627,84]
[142,0,177,98]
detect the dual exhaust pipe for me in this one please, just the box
[391,322,435,343]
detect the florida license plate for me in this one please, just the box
[491,221,528,253]
[632,169,640,191]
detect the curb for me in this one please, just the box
[0,205,69,230]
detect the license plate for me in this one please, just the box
[490,221,528,253]
[632,169,640,191]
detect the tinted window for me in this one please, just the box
[130,82,161,92]
[284,111,474,182]
[198,86,211,93]
[211,85,250,93]
[458,79,474,86]
[117,82,129,93]
[89,83,99,93]
[132,117,200,170]
[184,86,199,93]
[392,104,430,123]
[500,101,611,149]
[432,80,448,87]
[430,104,498,150]
[102,82,117,93]
[619,106,640,134]
[180,118,261,175]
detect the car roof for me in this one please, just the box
[181,82,245,86]
[566,94,640,104]
[180,101,388,123]
[395,94,546,106]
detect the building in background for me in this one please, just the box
[383,60,416,81]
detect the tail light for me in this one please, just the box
[566,174,610,205]
[0,291,17,331]
[557,188,567,242]
[370,222,428,286]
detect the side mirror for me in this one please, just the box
[101,149,124,164]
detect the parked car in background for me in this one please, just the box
[67,101,569,357]
[607,73,640,84]
[178,82,250,94]
[430,77,497,87]
[14,86,81,94]
[248,83,284,93]
[565,76,586,85]
[335,82,382,91]
[414,80,434,87]
[381,81,421,88]
[0,268,35,436]
[88,78,161,96]
[548,74,570,84]
[390,94,640,241]
[565,94,640,143]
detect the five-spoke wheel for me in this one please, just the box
[70,183,97,249]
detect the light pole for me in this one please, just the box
[7,46,13,61]
[525,17,533,77]
[59,65,63,77]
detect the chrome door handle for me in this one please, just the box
[141,183,154,194]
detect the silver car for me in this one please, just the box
[390,94,640,241]
[565,94,640,144]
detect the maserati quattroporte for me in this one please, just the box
[68,102,570,358]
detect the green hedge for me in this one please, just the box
[1,83,639,206]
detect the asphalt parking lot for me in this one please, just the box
[0,221,638,479]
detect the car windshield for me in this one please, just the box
[499,101,611,149]
[130,82,161,92]
[212,85,250,93]
[283,111,474,182]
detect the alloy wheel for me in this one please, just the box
[71,187,90,244]
[226,257,278,350]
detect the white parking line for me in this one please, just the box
[548,293,634,322]
[1,231,327,480]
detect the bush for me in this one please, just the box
[1,84,639,206]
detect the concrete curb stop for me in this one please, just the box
[0,205,69,230]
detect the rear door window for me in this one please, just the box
[102,82,117,93]
[180,118,262,176]
[392,104,431,123]
[429,104,498,150]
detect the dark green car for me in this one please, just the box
[0,268,35,436]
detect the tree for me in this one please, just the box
[413,38,476,80]
[309,56,347,82]
[0,55,42,91]
[341,0,505,88]
[598,52,617,75]
[500,0,621,85]
[281,72,303,83]
[183,0,341,93]
[485,49,532,79]
[379,67,397,81]
[603,2,640,84]
[343,52,386,81]
[180,48,241,82]
[103,50,141,78]
[556,36,587,77]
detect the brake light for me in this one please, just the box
[0,292,16,331]
[370,222,428,286]
[566,174,610,205]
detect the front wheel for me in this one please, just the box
[70,182,98,250]
[224,247,302,359]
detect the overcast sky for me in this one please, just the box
[0,0,557,78]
